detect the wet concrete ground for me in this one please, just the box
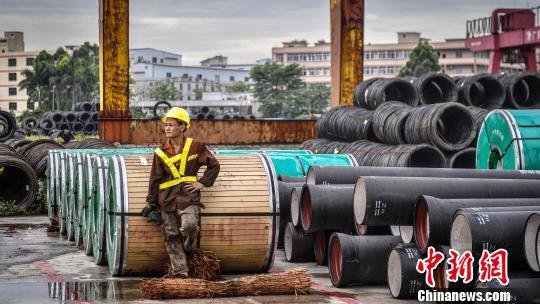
[0,216,419,303]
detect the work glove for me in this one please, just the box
[141,203,164,226]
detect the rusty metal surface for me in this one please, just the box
[98,0,131,143]
[127,119,317,145]
[330,0,365,107]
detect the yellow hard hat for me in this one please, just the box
[161,107,191,128]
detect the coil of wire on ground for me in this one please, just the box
[404,102,476,152]
[363,78,419,110]
[64,139,115,149]
[316,106,375,142]
[457,73,505,109]
[372,101,413,145]
[340,140,447,168]
[0,145,38,209]
[0,110,17,142]
[411,73,458,105]
[301,138,349,154]
[18,139,63,179]
[447,147,476,168]
[352,78,382,107]
[498,72,540,109]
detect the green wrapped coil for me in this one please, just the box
[476,109,540,170]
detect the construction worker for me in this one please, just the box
[142,107,220,278]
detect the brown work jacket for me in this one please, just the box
[146,137,220,212]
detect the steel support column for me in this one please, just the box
[330,0,364,107]
[98,0,131,143]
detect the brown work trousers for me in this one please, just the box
[160,205,200,276]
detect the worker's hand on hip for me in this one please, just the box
[185,182,204,192]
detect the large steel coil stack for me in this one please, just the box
[276,165,540,300]
[29,102,99,136]
[305,72,540,169]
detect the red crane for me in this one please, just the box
[465,7,540,73]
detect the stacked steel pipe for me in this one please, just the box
[276,165,540,299]
[306,72,540,169]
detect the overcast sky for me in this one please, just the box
[1,0,538,65]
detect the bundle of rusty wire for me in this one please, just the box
[165,249,220,281]
[140,268,311,300]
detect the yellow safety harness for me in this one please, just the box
[155,137,198,189]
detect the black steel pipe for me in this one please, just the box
[387,243,427,299]
[354,177,540,226]
[300,184,355,233]
[415,196,540,255]
[499,72,540,109]
[289,186,303,227]
[364,78,419,110]
[307,165,540,185]
[457,74,505,109]
[284,222,314,262]
[524,213,540,272]
[451,207,540,270]
[328,233,401,287]
[404,102,476,152]
[398,226,413,243]
[433,245,475,291]
[412,72,458,105]
[355,224,392,236]
[277,181,304,248]
[314,230,335,266]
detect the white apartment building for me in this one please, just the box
[131,91,260,117]
[130,49,253,101]
[272,33,525,83]
[130,48,182,65]
[0,32,38,113]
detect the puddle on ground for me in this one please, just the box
[0,280,142,303]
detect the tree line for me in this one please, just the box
[19,42,99,111]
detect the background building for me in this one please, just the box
[272,40,331,84]
[272,32,525,83]
[131,91,259,118]
[0,31,38,113]
[130,49,254,101]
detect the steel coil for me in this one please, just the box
[0,110,16,142]
[411,72,457,105]
[18,139,63,179]
[364,78,419,110]
[499,72,540,109]
[316,106,375,142]
[404,102,476,152]
[457,73,505,109]
[372,101,413,145]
